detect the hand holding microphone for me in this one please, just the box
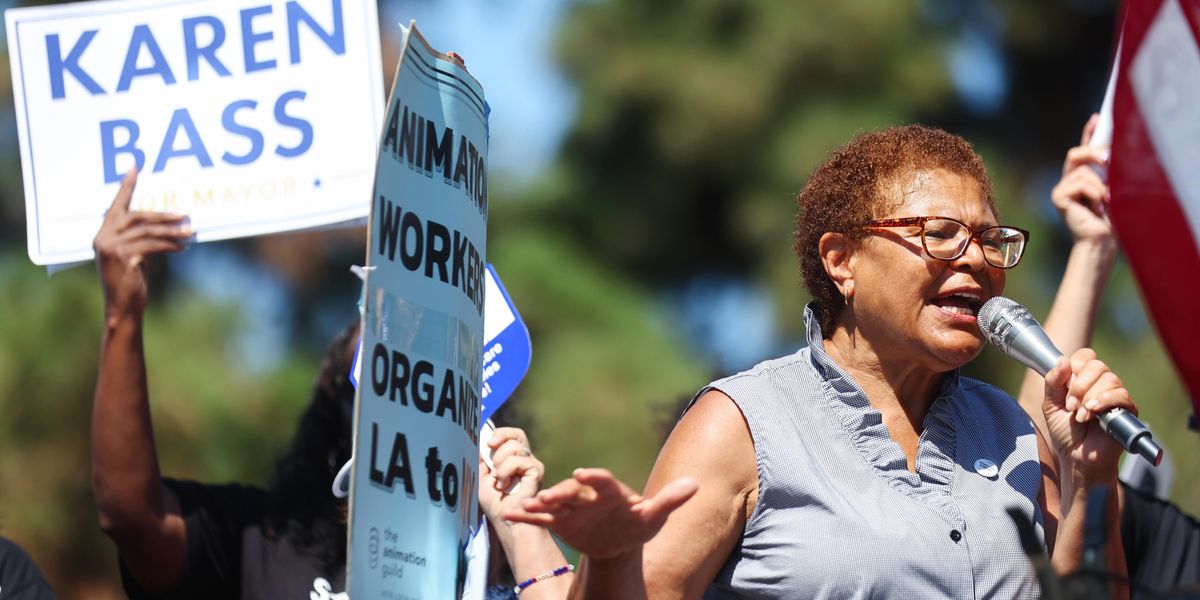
[978,297,1162,467]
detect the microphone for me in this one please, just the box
[977,296,1163,466]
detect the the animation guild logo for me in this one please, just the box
[369,526,381,569]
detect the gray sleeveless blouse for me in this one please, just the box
[697,306,1044,599]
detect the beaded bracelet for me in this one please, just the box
[513,564,575,595]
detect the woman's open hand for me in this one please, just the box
[503,468,698,560]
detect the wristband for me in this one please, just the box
[514,564,574,595]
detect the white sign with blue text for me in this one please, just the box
[6,0,384,265]
[481,264,531,423]
[348,23,488,600]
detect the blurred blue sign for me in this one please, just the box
[480,264,531,423]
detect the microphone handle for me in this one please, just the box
[1099,409,1163,466]
[1006,325,1164,466]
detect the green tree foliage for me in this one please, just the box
[545,0,953,309]
[488,225,707,488]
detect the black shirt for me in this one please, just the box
[0,536,55,600]
[1122,481,1200,599]
[120,479,346,600]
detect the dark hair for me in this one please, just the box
[264,320,360,571]
[793,125,995,334]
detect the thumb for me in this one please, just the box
[639,477,699,528]
[1043,356,1071,410]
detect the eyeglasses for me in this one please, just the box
[861,216,1030,269]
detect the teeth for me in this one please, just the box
[941,305,976,316]
[932,292,981,317]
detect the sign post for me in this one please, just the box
[348,23,488,599]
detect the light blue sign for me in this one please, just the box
[348,22,487,600]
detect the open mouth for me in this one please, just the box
[931,292,984,318]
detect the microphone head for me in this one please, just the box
[976,296,1026,346]
[977,295,1062,376]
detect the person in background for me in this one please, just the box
[1016,115,1200,598]
[0,536,55,600]
[91,170,359,597]
[506,125,1138,599]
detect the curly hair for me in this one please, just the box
[264,320,360,572]
[793,125,996,335]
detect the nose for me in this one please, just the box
[951,238,988,272]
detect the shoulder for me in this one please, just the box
[161,478,272,545]
[0,537,54,600]
[164,478,269,516]
[0,536,33,564]
[703,349,816,413]
[118,480,271,599]
[641,389,759,596]
[651,388,758,511]
[957,375,1015,400]
[957,376,1034,429]
[712,349,812,387]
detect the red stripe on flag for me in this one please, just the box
[1111,0,1200,416]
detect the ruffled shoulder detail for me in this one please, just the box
[802,305,964,524]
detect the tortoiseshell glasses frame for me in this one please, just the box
[861,215,1030,269]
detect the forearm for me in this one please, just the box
[1043,239,1117,351]
[567,550,647,600]
[92,311,166,535]
[491,523,573,600]
[1018,240,1118,424]
[1051,464,1128,599]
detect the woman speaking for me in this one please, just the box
[508,125,1136,599]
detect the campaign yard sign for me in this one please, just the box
[6,0,384,265]
[348,23,488,599]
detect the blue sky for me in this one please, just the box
[383,0,576,181]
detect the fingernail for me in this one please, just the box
[1066,395,1079,411]
[1075,408,1088,423]
[1085,400,1099,410]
